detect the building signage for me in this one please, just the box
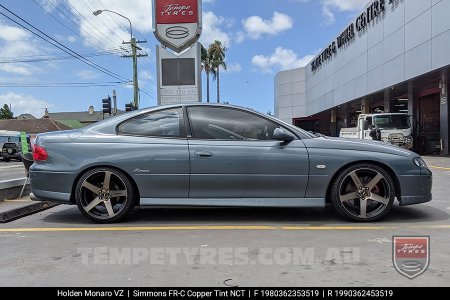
[312,0,395,72]
[153,0,202,53]
[157,43,202,105]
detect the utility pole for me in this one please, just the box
[93,9,148,110]
[123,38,147,109]
[112,90,117,116]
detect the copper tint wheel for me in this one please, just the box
[75,168,134,223]
[330,164,395,222]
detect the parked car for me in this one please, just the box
[30,104,432,223]
[0,130,31,162]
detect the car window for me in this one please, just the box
[187,107,280,141]
[118,108,185,138]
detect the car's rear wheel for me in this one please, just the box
[330,164,395,222]
[75,168,134,223]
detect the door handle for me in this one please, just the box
[194,151,213,158]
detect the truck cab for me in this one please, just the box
[340,113,413,150]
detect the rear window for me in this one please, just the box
[117,108,185,138]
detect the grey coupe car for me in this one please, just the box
[30,104,432,223]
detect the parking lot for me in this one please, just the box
[0,157,449,287]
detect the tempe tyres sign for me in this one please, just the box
[153,0,202,53]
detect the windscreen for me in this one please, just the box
[374,115,411,130]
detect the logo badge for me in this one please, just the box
[153,0,202,53]
[393,236,430,279]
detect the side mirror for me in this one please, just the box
[273,128,294,142]
[362,120,369,131]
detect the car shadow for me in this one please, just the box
[41,203,450,226]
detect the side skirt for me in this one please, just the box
[139,198,325,208]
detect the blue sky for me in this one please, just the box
[0,0,367,117]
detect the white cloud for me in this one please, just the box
[0,24,44,76]
[242,12,293,40]
[0,24,31,41]
[200,11,231,47]
[321,0,366,24]
[67,36,77,43]
[41,0,58,12]
[139,70,153,81]
[66,0,152,50]
[0,92,54,116]
[235,31,246,44]
[252,47,315,74]
[55,34,77,43]
[223,63,242,74]
[76,70,100,80]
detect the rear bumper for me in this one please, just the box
[30,170,75,204]
[398,170,432,206]
[30,191,72,204]
[1,153,21,159]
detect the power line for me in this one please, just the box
[36,0,120,51]
[139,88,157,100]
[0,47,127,60]
[32,0,86,48]
[97,0,130,40]
[0,51,128,64]
[0,4,130,82]
[62,0,122,49]
[0,81,130,88]
[79,0,129,43]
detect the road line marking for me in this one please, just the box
[429,165,450,171]
[1,225,450,233]
[0,165,23,170]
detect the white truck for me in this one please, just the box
[339,113,413,150]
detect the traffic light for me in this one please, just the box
[102,97,112,114]
[125,103,134,112]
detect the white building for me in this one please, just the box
[275,0,450,155]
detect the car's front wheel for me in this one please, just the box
[75,168,135,223]
[330,164,395,222]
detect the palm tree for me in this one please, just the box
[201,44,212,103]
[208,40,228,104]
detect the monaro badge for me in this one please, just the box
[153,0,202,53]
[393,236,430,279]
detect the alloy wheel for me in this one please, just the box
[335,166,394,221]
[78,170,129,221]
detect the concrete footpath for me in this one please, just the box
[0,195,58,223]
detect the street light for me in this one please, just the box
[93,10,133,40]
[93,9,140,109]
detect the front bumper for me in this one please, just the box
[398,169,432,206]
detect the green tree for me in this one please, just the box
[208,40,228,104]
[201,44,212,103]
[0,104,13,119]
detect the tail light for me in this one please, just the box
[33,145,48,161]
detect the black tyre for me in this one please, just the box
[75,167,135,223]
[330,163,395,222]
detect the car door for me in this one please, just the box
[116,107,189,198]
[186,106,309,199]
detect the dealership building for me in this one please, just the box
[275,0,450,155]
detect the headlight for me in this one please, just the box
[413,157,428,168]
